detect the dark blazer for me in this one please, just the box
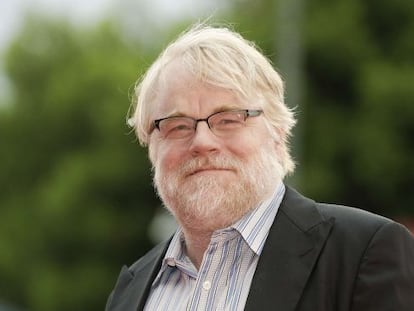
[106,187,414,311]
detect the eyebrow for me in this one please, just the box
[160,104,243,119]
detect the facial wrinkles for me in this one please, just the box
[152,143,283,231]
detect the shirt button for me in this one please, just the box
[202,281,211,290]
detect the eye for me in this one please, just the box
[161,118,193,137]
[213,112,245,128]
[170,123,192,131]
[220,118,241,124]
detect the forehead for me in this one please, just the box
[152,60,245,118]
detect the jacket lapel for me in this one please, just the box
[245,187,334,311]
[107,241,169,311]
[108,187,333,311]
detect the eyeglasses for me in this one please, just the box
[152,109,263,139]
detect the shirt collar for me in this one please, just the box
[231,182,285,255]
[154,182,285,283]
[151,227,190,287]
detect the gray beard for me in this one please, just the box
[153,146,283,230]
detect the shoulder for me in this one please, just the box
[316,202,414,249]
[278,186,414,309]
[316,202,391,233]
[282,185,413,246]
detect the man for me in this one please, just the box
[106,23,414,311]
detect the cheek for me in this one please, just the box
[151,142,186,172]
[226,131,271,160]
[227,145,253,161]
[231,136,278,166]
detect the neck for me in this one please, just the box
[181,227,213,269]
[175,203,254,269]
[177,210,241,269]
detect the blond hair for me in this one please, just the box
[129,23,297,176]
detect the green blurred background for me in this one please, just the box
[0,0,413,310]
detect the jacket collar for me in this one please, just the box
[107,186,333,311]
[106,241,169,311]
[244,186,334,311]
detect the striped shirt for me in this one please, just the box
[144,183,285,311]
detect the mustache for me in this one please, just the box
[179,155,241,176]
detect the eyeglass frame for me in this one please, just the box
[150,109,263,139]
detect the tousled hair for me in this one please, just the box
[128,22,297,176]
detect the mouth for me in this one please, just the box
[187,167,232,177]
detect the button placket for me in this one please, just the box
[202,280,211,291]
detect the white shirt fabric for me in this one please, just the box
[144,183,285,311]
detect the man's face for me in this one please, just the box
[148,62,283,231]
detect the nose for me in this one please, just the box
[188,121,220,156]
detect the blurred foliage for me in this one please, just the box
[0,17,160,311]
[0,0,414,310]
[227,0,414,215]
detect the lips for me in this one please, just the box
[187,167,231,177]
[181,157,237,178]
